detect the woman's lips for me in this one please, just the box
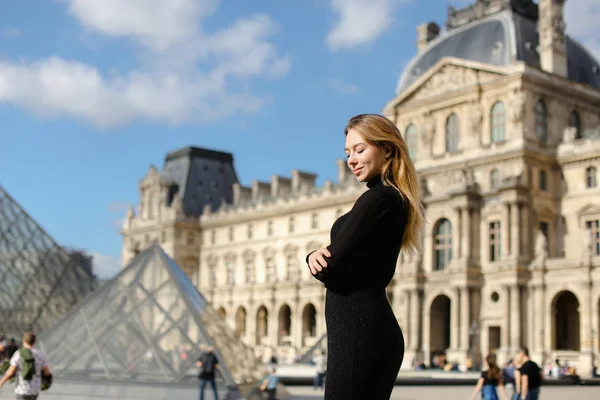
[353,167,362,175]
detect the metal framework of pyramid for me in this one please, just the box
[37,244,266,389]
[0,186,97,336]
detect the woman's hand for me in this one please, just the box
[308,247,331,275]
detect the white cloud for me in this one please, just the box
[90,252,122,280]
[326,0,408,51]
[0,0,290,128]
[67,0,215,52]
[328,78,359,94]
[565,0,600,58]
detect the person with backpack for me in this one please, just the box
[469,354,509,400]
[0,332,52,400]
[196,346,219,400]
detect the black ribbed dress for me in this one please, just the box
[306,175,406,400]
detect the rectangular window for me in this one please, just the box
[489,221,501,261]
[539,170,547,191]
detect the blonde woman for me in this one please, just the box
[469,354,509,400]
[306,114,424,399]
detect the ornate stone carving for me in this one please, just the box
[411,65,480,100]
[509,91,526,123]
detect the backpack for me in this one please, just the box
[18,348,35,381]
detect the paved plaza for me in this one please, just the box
[288,385,599,400]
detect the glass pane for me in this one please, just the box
[38,244,266,388]
[0,187,97,337]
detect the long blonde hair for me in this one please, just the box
[345,113,425,254]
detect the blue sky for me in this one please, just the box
[1,0,598,279]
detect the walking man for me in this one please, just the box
[516,346,543,400]
[0,332,52,400]
[197,346,219,400]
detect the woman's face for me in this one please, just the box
[345,128,387,183]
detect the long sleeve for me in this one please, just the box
[311,188,401,283]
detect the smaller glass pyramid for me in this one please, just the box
[0,186,97,336]
[38,244,266,389]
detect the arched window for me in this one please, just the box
[404,124,417,160]
[569,110,581,139]
[405,124,417,159]
[490,101,505,143]
[445,113,459,152]
[586,166,597,188]
[535,100,548,144]
[433,219,453,271]
[490,168,500,189]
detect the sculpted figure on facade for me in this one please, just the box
[535,230,549,261]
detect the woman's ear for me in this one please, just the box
[383,144,393,159]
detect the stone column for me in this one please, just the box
[248,306,257,347]
[501,285,510,350]
[502,202,511,258]
[423,308,431,365]
[510,285,521,352]
[270,303,279,349]
[534,285,544,353]
[451,288,460,350]
[460,287,470,351]
[528,286,535,350]
[543,286,552,352]
[471,209,481,262]
[294,299,303,352]
[453,209,461,262]
[462,207,472,262]
[580,283,592,352]
[410,289,420,351]
[522,205,531,258]
[511,203,521,259]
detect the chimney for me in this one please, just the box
[416,22,440,52]
[270,175,291,197]
[337,159,349,184]
[291,170,317,194]
[538,0,568,78]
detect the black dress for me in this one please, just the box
[306,175,407,400]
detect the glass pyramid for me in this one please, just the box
[0,186,97,336]
[37,243,266,390]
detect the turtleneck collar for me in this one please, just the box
[367,175,382,189]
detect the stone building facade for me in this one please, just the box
[122,0,600,374]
